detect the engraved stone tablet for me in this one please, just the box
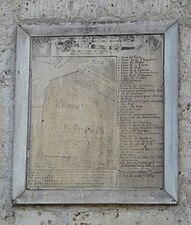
[27,34,164,190]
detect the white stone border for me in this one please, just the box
[12,20,178,204]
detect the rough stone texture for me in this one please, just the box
[0,0,191,224]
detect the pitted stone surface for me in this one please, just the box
[0,0,191,224]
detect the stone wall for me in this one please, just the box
[0,0,191,224]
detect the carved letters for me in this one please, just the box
[27,35,163,189]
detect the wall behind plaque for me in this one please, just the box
[0,0,190,224]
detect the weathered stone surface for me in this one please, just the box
[0,0,191,224]
[27,35,163,191]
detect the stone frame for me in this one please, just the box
[12,20,178,204]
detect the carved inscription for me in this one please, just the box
[27,35,163,189]
[117,55,163,188]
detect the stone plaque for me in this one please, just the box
[13,22,178,204]
[27,34,164,190]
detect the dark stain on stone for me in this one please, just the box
[75,212,81,217]
[80,223,91,225]
[73,217,77,221]
[186,102,191,111]
[121,46,135,50]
